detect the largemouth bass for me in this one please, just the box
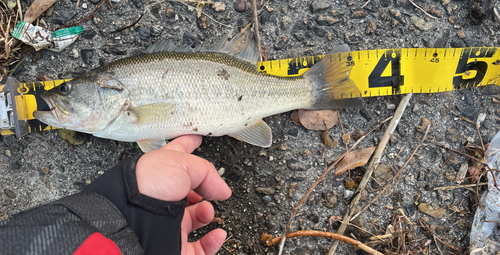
[34,31,362,152]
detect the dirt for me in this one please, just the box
[2,0,500,254]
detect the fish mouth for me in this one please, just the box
[33,94,64,128]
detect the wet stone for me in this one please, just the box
[4,188,16,199]
[81,49,92,64]
[310,0,331,13]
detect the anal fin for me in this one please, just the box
[229,119,272,148]
[137,139,167,152]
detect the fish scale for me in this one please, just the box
[94,52,312,142]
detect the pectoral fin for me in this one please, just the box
[229,119,272,147]
[127,103,175,124]
[137,139,167,152]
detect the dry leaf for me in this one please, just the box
[328,215,342,225]
[297,109,339,130]
[290,110,301,125]
[24,0,59,24]
[335,146,377,176]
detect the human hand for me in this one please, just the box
[135,135,232,255]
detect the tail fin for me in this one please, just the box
[303,45,363,109]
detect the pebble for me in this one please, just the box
[82,3,87,8]
[450,38,466,48]
[418,203,446,218]
[310,0,331,13]
[138,27,151,39]
[316,15,339,26]
[411,16,433,31]
[196,16,211,29]
[165,8,175,18]
[386,103,396,110]
[351,11,367,18]
[287,161,307,171]
[234,0,245,12]
[318,131,338,148]
[217,167,225,176]
[81,49,91,64]
[344,189,354,199]
[389,135,398,145]
[274,36,288,50]
[262,195,272,203]
[82,30,97,39]
[69,49,79,59]
[102,46,126,55]
[289,182,299,197]
[359,108,372,122]
[366,21,376,35]
[412,104,419,112]
[4,188,16,199]
[5,150,11,157]
[52,11,76,25]
[256,187,275,195]
[42,166,50,175]
[404,173,416,186]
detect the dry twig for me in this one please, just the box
[250,0,262,62]
[277,117,392,255]
[408,0,437,19]
[434,182,488,190]
[263,231,384,255]
[328,93,412,255]
[351,124,430,221]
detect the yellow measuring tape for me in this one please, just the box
[2,47,500,136]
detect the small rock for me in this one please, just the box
[52,11,76,25]
[390,8,401,18]
[359,108,372,122]
[196,16,211,29]
[138,27,151,39]
[442,0,450,5]
[81,49,92,64]
[234,0,245,12]
[344,189,354,199]
[292,172,306,181]
[386,103,396,110]
[217,167,225,176]
[351,11,367,18]
[448,16,457,24]
[5,150,11,157]
[440,107,446,118]
[418,203,446,218]
[165,8,175,18]
[150,25,164,37]
[82,3,87,8]
[404,173,416,185]
[316,15,339,26]
[446,126,461,143]
[412,104,419,112]
[102,46,126,55]
[82,29,97,39]
[366,21,376,35]
[289,182,299,197]
[4,188,16,199]
[287,161,307,171]
[450,38,466,48]
[281,16,293,30]
[212,2,225,12]
[318,131,338,148]
[262,195,272,203]
[456,30,465,39]
[310,0,331,13]
[42,166,50,175]
[411,16,432,31]
[256,187,275,195]
[274,36,288,50]
[69,49,79,59]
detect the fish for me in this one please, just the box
[33,31,362,152]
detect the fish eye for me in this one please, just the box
[59,83,69,95]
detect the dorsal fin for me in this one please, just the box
[145,31,260,65]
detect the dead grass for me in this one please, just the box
[0,3,22,82]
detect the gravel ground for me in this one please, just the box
[2,0,500,254]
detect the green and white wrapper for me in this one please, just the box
[12,21,83,52]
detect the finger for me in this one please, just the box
[187,190,202,206]
[190,229,227,255]
[182,201,214,233]
[161,135,202,153]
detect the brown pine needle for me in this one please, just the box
[262,231,385,255]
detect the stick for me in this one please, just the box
[277,117,392,255]
[16,0,22,21]
[434,182,488,190]
[328,93,412,255]
[263,231,385,255]
[351,124,430,221]
[408,0,437,19]
[250,0,262,62]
